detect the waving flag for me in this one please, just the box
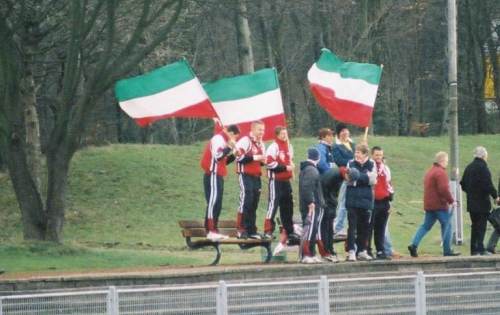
[204,68,286,141]
[308,48,382,127]
[115,60,216,127]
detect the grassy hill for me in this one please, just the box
[1,135,499,274]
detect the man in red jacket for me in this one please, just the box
[408,151,460,257]
[200,125,240,241]
[235,121,266,239]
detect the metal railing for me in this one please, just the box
[2,271,500,314]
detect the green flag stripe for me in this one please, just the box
[204,68,279,102]
[115,59,195,102]
[316,48,382,85]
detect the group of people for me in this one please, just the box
[408,147,500,257]
[200,120,500,264]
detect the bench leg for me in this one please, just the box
[210,244,221,266]
[263,243,272,263]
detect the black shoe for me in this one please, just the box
[262,233,274,240]
[486,249,496,255]
[376,252,391,260]
[471,252,481,256]
[288,232,301,242]
[408,245,418,257]
[444,251,460,257]
[249,233,262,240]
[237,231,249,239]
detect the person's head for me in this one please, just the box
[355,144,370,163]
[318,128,334,145]
[251,120,265,140]
[307,147,320,164]
[434,151,449,168]
[473,146,488,161]
[371,146,384,163]
[335,123,349,141]
[224,124,240,141]
[275,126,288,142]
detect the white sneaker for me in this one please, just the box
[273,242,286,256]
[312,256,324,263]
[206,232,229,241]
[333,231,347,241]
[301,256,316,264]
[357,250,373,261]
[323,255,339,263]
[347,250,357,262]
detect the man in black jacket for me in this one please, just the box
[460,146,499,256]
[299,148,324,264]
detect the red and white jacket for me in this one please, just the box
[200,132,234,177]
[266,138,293,181]
[374,161,394,201]
[235,133,265,177]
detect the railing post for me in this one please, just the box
[0,297,3,315]
[107,286,119,315]
[318,275,330,315]
[415,271,426,315]
[217,280,228,315]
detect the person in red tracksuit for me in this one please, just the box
[200,125,240,241]
[235,121,266,239]
[369,146,394,260]
[263,126,299,253]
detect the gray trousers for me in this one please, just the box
[487,229,499,251]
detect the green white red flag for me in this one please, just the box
[204,68,286,141]
[308,48,382,127]
[114,60,216,127]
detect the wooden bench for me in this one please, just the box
[179,220,272,266]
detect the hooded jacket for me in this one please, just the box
[299,161,325,215]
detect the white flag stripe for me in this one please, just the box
[118,78,208,118]
[213,88,284,125]
[308,64,378,107]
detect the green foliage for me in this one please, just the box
[0,135,499,273]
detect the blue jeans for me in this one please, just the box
[384,222,393,256]
[411,210,453,255]
[334,181,347,233]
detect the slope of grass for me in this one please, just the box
[0,135,499,273]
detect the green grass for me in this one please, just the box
[0,135,499,274]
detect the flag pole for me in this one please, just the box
[363,126,369,144]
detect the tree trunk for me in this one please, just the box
[45,149,70,242]
[236,0,255,74]
[21,63,43,195]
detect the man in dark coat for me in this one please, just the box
[299,148,324,263]
[460,146,499,255]
[486,178,500,254]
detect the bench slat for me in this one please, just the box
[188,238,271,246]
[179,220,236,229]
[182,228,238,238]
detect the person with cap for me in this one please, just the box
[332,123,355,240]
[200,124,240,241]
[408,151,460,257]
[299,147,325,263]
[345,144,377,261]
[460,146,499,256]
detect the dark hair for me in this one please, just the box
[227,125,240,135]
[274,125,286,136]
[335,123,348,136]
[318,128,333,140]
[371,146,383,154]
